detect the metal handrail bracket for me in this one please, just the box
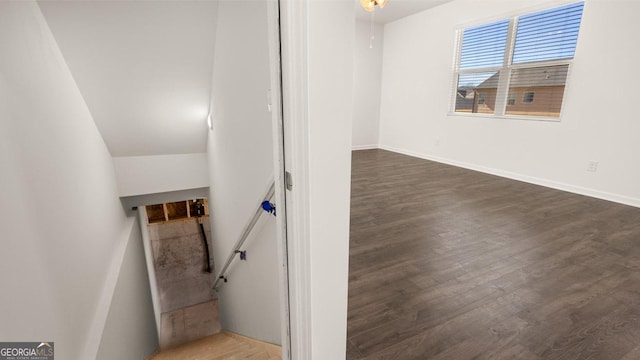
[212,180,275,289]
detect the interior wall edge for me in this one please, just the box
[137,207,162,338]
[94,214,159,359]
[82,217,137,359]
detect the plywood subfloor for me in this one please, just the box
[149,331,281,360]
[347,149,640,359]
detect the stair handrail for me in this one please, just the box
[212,180,275,290]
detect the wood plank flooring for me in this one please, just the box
[148,331,281,360]
[347,149,640,359]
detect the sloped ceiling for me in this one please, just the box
[37,0,451,157]
[38,0,218,157]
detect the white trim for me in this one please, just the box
[456,58,574,76]
[457,65,504,75]
[137,207,162,339]
[447,111,562,123]
[352,144,379,151]
[266,0,292,358]
[279,0,312,358]
[378,144,640,209]
[449,28,464,112]
[494,19,516,116]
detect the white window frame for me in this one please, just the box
[449,1,582,122]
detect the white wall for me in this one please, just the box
[96,219,158,360]
[279,0,355,358]
[307,2,354,358]
[379,0,640,207]
[353,19,383,149]
[113,153,209,197]
[206,0,282,344]
[0,2,155,359]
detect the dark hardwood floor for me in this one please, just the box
[347,149,640,360]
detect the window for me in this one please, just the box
[452,2,584,119]
[523,92,535,103]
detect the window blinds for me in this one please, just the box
[453,2,584,119]
[513,2,584,64]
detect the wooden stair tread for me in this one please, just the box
[148,331,281,360]
[224,332,281,355]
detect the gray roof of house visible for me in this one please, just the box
[476,65,569,89]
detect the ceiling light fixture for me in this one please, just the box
[360,0,388,48]
[207,114,212,130]
[360,0,388,12]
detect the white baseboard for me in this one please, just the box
[379,144,640,209]
[352,144,379,151]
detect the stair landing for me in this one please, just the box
[148,331,282,360]
[159,300,221,350]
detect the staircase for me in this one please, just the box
[148,331,281,360]
[148,183,282,359]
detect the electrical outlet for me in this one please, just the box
[587,160,599,172]
[435,139,441,147]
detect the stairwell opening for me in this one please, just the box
[144,199,222,350]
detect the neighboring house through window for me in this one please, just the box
[452,2,584,119]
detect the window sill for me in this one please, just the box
[447,112,562,123]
